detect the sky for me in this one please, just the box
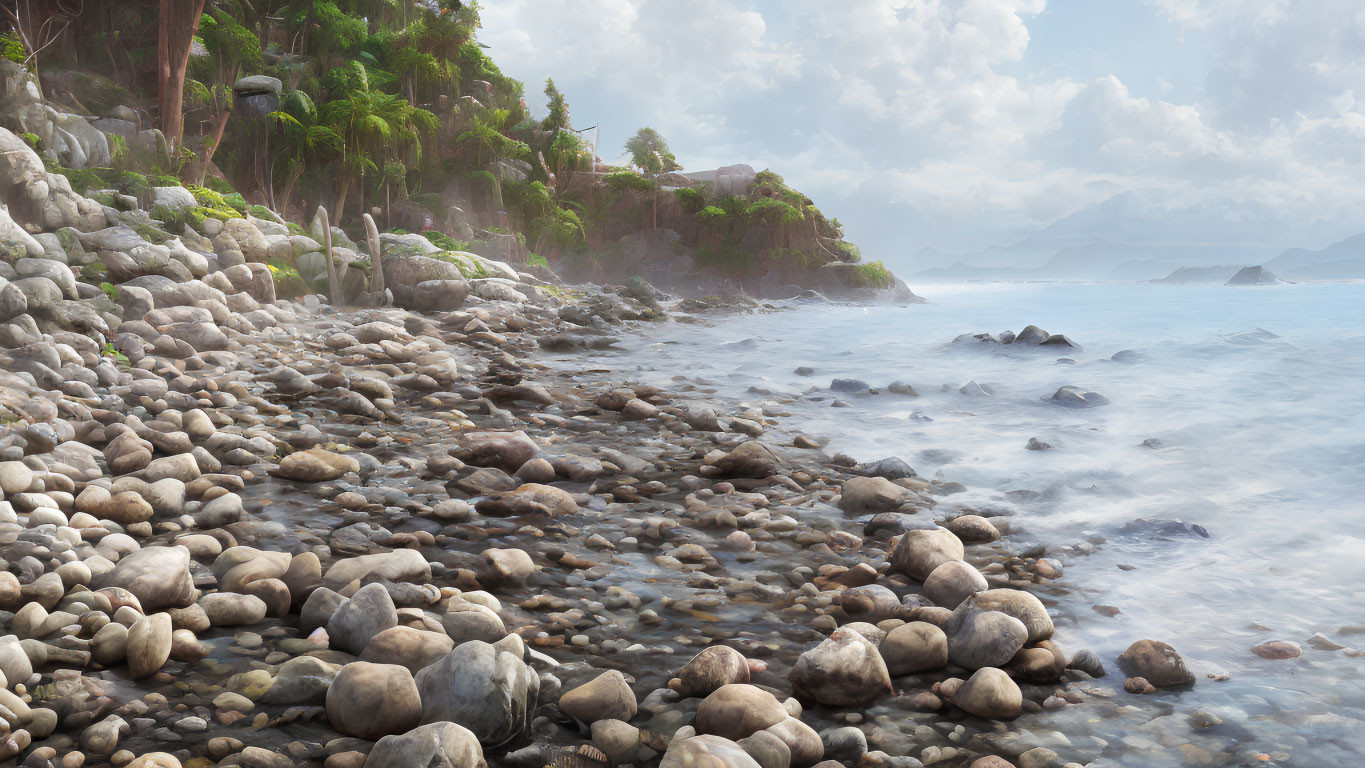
[479,1,1365,267]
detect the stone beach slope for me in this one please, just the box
[0,124,1194,768]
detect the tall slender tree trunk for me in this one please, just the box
[158,0,208,149]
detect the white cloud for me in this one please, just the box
[479,0,1365,254]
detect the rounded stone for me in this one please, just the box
[559,669,637,724]
[679,645,751,697]
[126,613,172,678]
[891,528,964,581]
[923,561,988,609]
[1117,639,1194,686]
[695,684,790,742]
[952,667,1022,719]
[880,621,948,676]
[198,593,268,627]
[325,662,422,740]
[789,628,891,708]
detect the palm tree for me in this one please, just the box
[321,61,436,222]
[269,90,343,216]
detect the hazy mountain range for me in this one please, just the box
[909,193,1365,283]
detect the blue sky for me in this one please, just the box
[480,1,1365,265]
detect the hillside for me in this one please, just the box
[0,1,915,302]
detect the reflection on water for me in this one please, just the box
[604,282,1365,765]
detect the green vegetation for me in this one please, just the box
[605,172,655,194]
[625,127,680,175]
[854,261,894,289]
[20,133,39,150]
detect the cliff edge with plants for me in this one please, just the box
[0,0,918,302]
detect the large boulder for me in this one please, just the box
[662,735,762,768]
[0,128,105,232]
[713,441,781,478]
[327,582,398,655]
[950,667,1022,719]
[414,640,539,747]
[1117,640,1194,687]
[367,721,487,768]
[838,476,908,515]
[890,528,964,580]
[94,546,196,611]
[965,590,1053,644]
[678,646,750,697]
[694,684,788,742]
[326,661,422,739]
[558,670,637,724]
[945,606,1028,671]
[789,628,891,707]
[880,622,948,676]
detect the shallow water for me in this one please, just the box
[605,282,1365,766]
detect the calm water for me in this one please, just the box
[608,282,1365,766]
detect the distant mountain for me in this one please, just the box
[1266,232,1365,279]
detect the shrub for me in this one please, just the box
[854,261,893,289]
[527,252,549,268]
[674,187,705,213]
[605,171,654,194]
[20,133,39,150]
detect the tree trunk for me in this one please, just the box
[334,176,352,225]
[158,0,208,149]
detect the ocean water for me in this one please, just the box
[606,282,1365,766]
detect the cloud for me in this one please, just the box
[479,0,1365,255]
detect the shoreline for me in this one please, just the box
[0,269,1138,768]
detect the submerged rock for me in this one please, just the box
[789,628,892,707]
[1117,639,1195,686]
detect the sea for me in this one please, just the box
[600,281,1365,766]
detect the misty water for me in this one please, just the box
[608,282,1365,766]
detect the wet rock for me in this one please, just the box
[126,613,172,678]
[198,593,268,627]
[96,546,196,611]
[946,604,1027,671]
[367,721,486,768]
[322,549,431,588]
[415,640,539,747]
[450,431,540,473]
[483,548,535,586]
[970,758,1016,768]
[738,730,790,768]
[592,719,643,764]
[1117,640,1195,686]
[695,684,789,741]
[848,456,917,480]
[261,656,338,705]
[789,628,891,707]
[838,476,909,515]
[361,626,456,674]
[1123,676,1155,694]
[951,667,1022,719]
[1251,640,1301,660]
[679,645,751,696]
[880,622,948,676]
[1066,649,1106,678]
[714,441,781,478]
[326,661,422,739]
[327,582,398,655]
[967,589,1054,644]
[559,670,637,724]
[273,447,360,482]
[1047,386,1109,408]
[663,735,762,768]
[923,561,988,608]
[890,528,964,580]
[764,717,823,767]
[944,515,1000,543]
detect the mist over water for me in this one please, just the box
[606,283,1365,765]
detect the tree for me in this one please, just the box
[625,126,680,176]
[542,78,569,134]
[158,0,209,149]
[269,90,343,215]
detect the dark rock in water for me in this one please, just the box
[1222,327,1280,345]
[1025,438,1053,451]
[1055,358,1076,365]
[1047,386,1109,407]
[794,367,816,377]
[1013,325,1050,345]
[887,381,918,396]
[830,453,858,468]
[1140,438,1165,449]
[1042,334,1079,347]
[952,332,999,345]
[999,330,1017,344]
[830,378,870,393]
[1067,649,1106,678]
[1111,349,1141,363]
[959,380,992,397]
[864,513,937,538]
[849,456,918,480]
[1122,518,1210,539]
[1226,265,1281,285]
[1118,639,1195,687]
